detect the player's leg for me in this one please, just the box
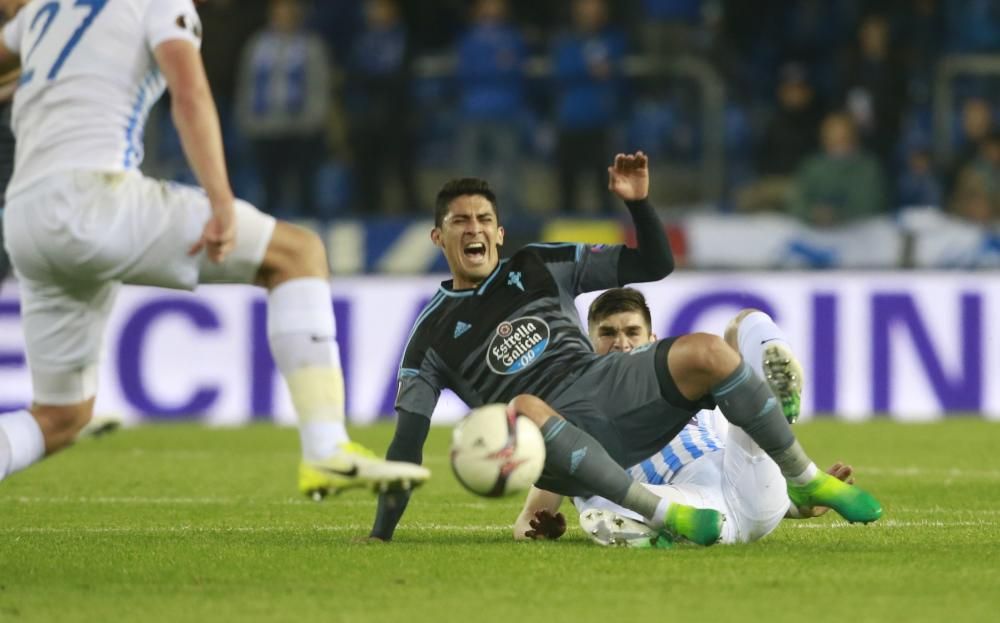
[0,276,117,482]
[724,309,802,423]
[712,310,798,542]
[513,394,723,546]
[243,218,429,497]
[662,334,881,524]
[575,453,733,547]
[103,174,426,497]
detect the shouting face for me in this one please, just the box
[432,194,505,289]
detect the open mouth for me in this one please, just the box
[463,242,487,263]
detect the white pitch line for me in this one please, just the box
[858,466,1000,479]
[1,519,996,536]
[0,523,510,535]
[889,507,1000,515]
[5,497,1000,518]
[2,495,491,509]
[788,519,997,529]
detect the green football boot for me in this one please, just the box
[663,503,724,546]
[788,471,883,524]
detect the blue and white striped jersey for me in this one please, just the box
[628,417,724,485]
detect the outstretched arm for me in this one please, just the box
[154,39,235,263]
[369,409,431,541]
[609,152,675,284]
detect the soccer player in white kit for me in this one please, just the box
[514,288,853,546]
[0,0,429,495]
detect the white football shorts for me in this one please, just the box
[574,414,789,545]
[3,170,276,404]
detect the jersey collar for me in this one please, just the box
[438,259,509,298]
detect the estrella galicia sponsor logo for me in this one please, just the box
[487,316,550,375]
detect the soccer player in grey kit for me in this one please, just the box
[369,152,882,544]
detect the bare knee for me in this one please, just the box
[257,222,329,288]
[723,308,762,350]
[32,401,93,455]
[667,333,742,399]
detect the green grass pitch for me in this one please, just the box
[2,420,998,623]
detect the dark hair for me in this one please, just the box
[587,287,652,332]
[434,178,499,227]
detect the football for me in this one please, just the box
[450,403,546,497]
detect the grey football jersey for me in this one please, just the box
[396,242,623,418]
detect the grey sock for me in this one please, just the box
[539,418,660,520]
[712,360,812,478]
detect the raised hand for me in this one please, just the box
[524,509,567,540]
[607,151,649,201]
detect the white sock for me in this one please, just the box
[267,278,349,462]
[788,462,820,486]
[0,410,45,481]
[736,311,789,379]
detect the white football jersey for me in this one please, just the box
[1,0,202,198]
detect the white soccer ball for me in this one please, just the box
[450,403,546,497]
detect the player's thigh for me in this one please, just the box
[197,200,277,285]
[6,172,215,289]
[96,173,276,288]
[18,275,119,405]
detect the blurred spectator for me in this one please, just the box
[946,0,1000,53]
[236,0,331,218]
[197,0,268,197]
[758,63,825,177]
[737,62,825,213]
[951,132,1000,224]
[898,0,944,104]
[455,0,528,211]
[344,0,421,215]
[638,0,705,57]
[199,0,268,111]
[946,97,995,194]
[777,0,856,99]
[897,147,943,208]
[790,112,887,226]
[552,0,626,214]
[838,14,907,172]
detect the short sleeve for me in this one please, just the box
[1,8,26,55]
[395,372,441,420]
[144,0,202,50]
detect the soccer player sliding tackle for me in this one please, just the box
[515,288,860,547]
[370,151,881,544]
[0,0,426,496]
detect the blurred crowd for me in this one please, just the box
[155,0,1000,227]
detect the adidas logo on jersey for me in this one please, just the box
[454,321,472,338]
